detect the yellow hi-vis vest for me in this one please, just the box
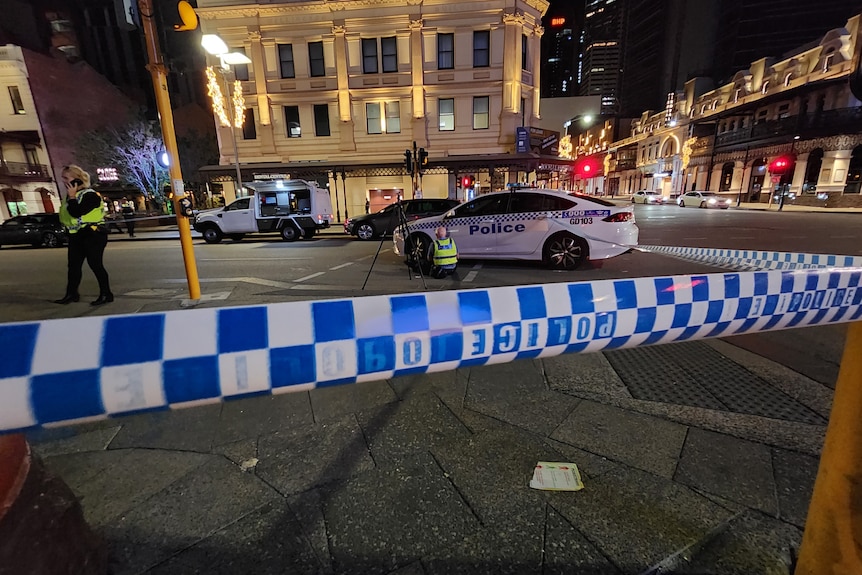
[59,189,105,233]
[432,237,457,266]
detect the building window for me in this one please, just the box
[473,96,489,129]
[520,97,526,126]
[284,106,301,137]
[521,34,528,70]
[233,47,249,81]
[309,41,325,77]
[313,104,330,136]
[8,86,25,114]
[366,103,382,134]
[278,44,295,79]
[381,37,397,73]
[778,103,790,119]
[437,33,454,70]
[473,31,490,68]
[385,101,401,133]
[362,38,378,74]
[784,73,793,86]
[23,145,39,167]
[439,98,454,131]
[761,81,769,94]
[822,53,834,73]
[242,108,256,139]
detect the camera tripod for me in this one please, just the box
[361,198,427,290]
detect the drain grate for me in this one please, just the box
[604,341,826,425]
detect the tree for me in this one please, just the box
[77,116,171,211]
[176,128,219,208]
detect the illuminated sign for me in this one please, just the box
[97,167,118,181]
[550,17,566,27]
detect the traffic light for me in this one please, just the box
[575,158,600,178]
[404,149,413,175]
[418,147,428,168]
[461,175,475,188]
[770,156,793,174]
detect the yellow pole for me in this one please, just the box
[795,321,862,574]
[138,0,201,302]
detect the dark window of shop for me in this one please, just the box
[362,38,378,73]
[233,47,249,81]
[437,33,454,69]
[309,41,325,77]
[803,148,823,193]
[278,44,295,78]
[284,106,301,138]
[313,104,330,136]
[473,31,489,68]
[381,37,397,73]
[720,162,734,192]
[242,108,256,139]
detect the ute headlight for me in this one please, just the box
[708,198,717,204]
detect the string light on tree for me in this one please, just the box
[231,80,245,129]
[206,66,230,127]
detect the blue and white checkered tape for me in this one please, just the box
[2,265,862,433]
[641,245,862,271]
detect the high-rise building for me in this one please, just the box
[714,0,861,85]
[578,0,623,114]
[540,1,582,97]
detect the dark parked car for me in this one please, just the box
[0,213,68,248]
[344,198,460,240]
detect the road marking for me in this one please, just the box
[463,264,482,282]
[163,277,294,288]
[730,236,755,240]
[330,262,354,270]
[199,258,311,261]
[172,291,232,302]
[357,255,374,261]
[682,237,707,240]
[831,235,856,239]
[294,272,326,282]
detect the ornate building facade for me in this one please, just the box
[195,0,574,217]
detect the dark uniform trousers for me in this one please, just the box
[65,228,111,297]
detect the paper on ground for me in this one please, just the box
[530,461,584,491]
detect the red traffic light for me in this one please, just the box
[461,175,475,188]
[769,156,793,174]
[575,158,600,177]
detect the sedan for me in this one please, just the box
[344,198,460,240]
[394,189,638,270]
[677,191,732,209]
[632,190,669,204]
[0,213,68,248]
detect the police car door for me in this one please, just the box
[443,194,509,255]
[498,192,549,255]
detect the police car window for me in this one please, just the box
[508,194,546,213]
[452,195,508,217]
[542,195,577,211]
[578,196,615,207]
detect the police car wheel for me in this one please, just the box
[407,234,430,268]
[356,223,376,240]
[544,233,588,270]
[202,226,223,244]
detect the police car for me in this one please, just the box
[393,188,638,270]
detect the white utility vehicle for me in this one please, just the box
[194,179,333,243]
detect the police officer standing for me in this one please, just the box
[429,226,458,279]
[54,165,114,305]
[121,198,136,237]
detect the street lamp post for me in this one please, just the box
[202,34,252,199]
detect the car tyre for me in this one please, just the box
[406,234,431,273]
[356,222,376,240]
[679,200,685,207]
[41,232,60,248]
[699,201,706,208]
[202,226,223,244]
[280,224,300,242]
[544,232,588,271]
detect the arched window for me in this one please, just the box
[803,149,824,193]
[720,162,735,192]
[784,73,793,87]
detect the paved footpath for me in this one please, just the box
[22,295,844,574]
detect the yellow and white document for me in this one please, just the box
[529,462,584,491]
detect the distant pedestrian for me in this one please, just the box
[365,198,370,214]
[428,226,458,279]
[122,198,136,237]
[54,165,113,306]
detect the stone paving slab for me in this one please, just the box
[772,448,819,529]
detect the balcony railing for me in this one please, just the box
[715,107,862,147]
[0,161,49,178]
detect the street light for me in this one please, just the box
[201,34,252,199]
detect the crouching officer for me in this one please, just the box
[429,226,458,279]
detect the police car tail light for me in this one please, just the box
[602,212,633,223]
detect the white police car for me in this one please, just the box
[393,189,638,270]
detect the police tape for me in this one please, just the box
[640,245,862,271]
[2,265,861,434]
